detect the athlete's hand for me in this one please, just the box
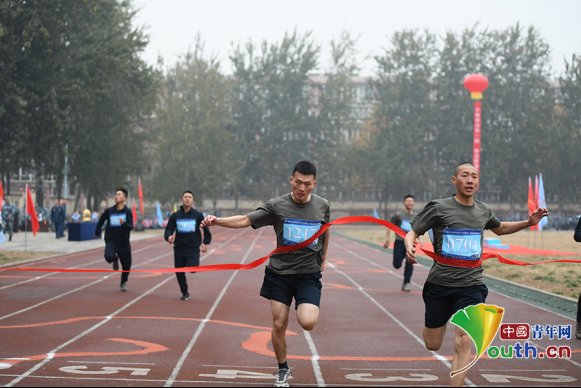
[383,240,390,249]
[200,244,208,253]
[201,215,218,228]
[168,235,175,244]
[529,208,549,226]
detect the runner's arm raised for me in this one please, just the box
[201,215,251,228]
[491,208,549,236]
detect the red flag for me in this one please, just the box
[26,185,40,236]
[0,180,4,206]
[534,175,539,209]
[138,178,144,215]
[527,177,536,231]
[132,199,138,224]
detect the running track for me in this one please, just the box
[0,228,579,387]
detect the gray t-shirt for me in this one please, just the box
[411,197,501,287]
[247,193,330,275]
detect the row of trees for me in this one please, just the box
[2,1,580,212]
[0,0,156,210]
[153,26,581,210]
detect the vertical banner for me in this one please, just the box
[132,199,138,225]
[26,185,40,236]
[538,174,548,231]
[138,177,144,215]
[156,201,163,227]
[472,100,482,173]
[527,177,536,231]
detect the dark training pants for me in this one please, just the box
[104,241,132,284]
[393,239,414,284]
[174,250,200,295]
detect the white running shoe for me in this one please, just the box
[274,368,291,387]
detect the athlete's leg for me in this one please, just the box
[104,242,117,264]
[118,243,132,286]
[403,257,414,284]
[295,272,322,331]
[392,240,405,269]
[174,251,188,296]
[423,325,447,351]
[296,303,320,331]
[451,326,473,387]
[271,300,291,364]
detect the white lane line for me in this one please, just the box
[331,241,425,291]
[2,230,249,387]
[337,236,581,371]
[3,277,175,388]
[0,242,159,291]
[164,229,261,387]
[0,251,172,322]
[326,243,477,387]
[304,330,326,387]
[65,360,156,365]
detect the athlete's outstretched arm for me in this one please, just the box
[201,215,251,228]
[491,208,549,236]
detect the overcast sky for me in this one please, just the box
[133,0,581,76]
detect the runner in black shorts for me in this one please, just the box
[404,162,548,386]
[164,191,211,301]
[202,161,330,388]
[384,194,416,291]
[94,188,134,292]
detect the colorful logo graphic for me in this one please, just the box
[499,323,530,340]
[449,303,504,377]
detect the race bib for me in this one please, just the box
[442,228,482,261]
[177,219,196,233]
[400,219,412,232]
[283,218,322,247]
[109,213,126,227]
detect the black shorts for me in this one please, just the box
[423,282,488,329]
[260,267,322,309]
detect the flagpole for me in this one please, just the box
[24,185,28,252]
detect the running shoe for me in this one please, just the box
[402,282,411,292]
[274,368,291,387]
[120,282,127,292]
[181,293,190,301]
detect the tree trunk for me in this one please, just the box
[36,175,44,208]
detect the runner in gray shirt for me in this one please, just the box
[404,162,548,387]
[202,161,330,388]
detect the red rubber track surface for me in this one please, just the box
[0,228,579,387]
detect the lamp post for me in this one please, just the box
[463,74,489,173]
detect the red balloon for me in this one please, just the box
[464,74,489,93]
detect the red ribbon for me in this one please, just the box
[3,216,580,274]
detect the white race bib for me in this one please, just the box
[442,228,482,261]
[282,218,322,247]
